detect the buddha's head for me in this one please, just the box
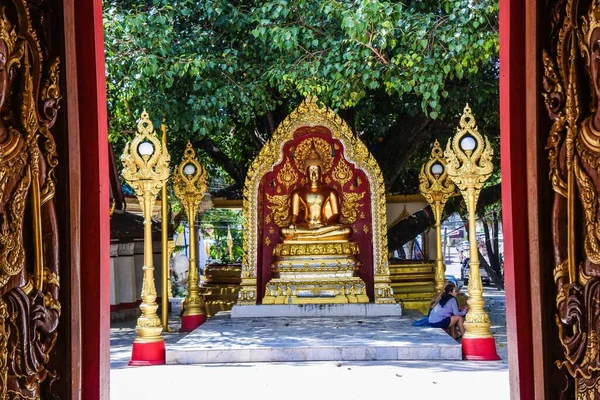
[304,147,323,186]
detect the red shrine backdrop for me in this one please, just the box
[255,126,374,302]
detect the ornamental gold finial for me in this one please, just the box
[173,140,208,331]
[419,140,456,292]
[120,110,170,365]
[444,104,493,205]
[121,111,171,193]
[443,104,498,358]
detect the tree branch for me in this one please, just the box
[372,117,433,191]
[193,137,245,185]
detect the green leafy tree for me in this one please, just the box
[104,0,499,196]
[199,209,243,263]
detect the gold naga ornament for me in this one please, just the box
[121,111,170,348]
[444,104,496,347]
[0,0,62,397]
[172,141,208,327]
[419,140,456,292]
[543,0,600,395]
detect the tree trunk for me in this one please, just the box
[482,212,502,278]
[387,206,435,252]
[478,248,504,290]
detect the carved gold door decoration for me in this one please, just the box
[544,0,600,397]
[0,1,62,398]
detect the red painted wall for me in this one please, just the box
[499,0,535,398]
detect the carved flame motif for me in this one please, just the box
[266,194,291,227]
[545,0,600,396]
[332,158,353,188]
[277,159,298,191]
[121,112,171,210]
[339,192,365,225]
[0,1,63,398]
[419,140,455,209]
[444,105,493,208]
[173,141,207,218]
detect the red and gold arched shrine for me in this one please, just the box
[238,97,395,305]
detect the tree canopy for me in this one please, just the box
[104,0,499,196]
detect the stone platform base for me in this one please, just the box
[166,312,462,364]
[230,303,401,318]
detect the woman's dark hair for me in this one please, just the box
[438,282,456,307]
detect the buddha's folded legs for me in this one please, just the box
[281,224,352,241]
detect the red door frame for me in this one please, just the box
[73,0,111,398]
[71,0,542,398]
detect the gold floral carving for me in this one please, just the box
[242,96,391,304]
[294,137,333,172]
[339,192,365,224]
[266,194,291,227]
[273,242,360,257]
[332,159,353,188]
[277,159,298,191]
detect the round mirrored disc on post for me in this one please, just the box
[460,136,476,151]
[183,163,196,176]
[431,163,443,175]
[138,141,154,156]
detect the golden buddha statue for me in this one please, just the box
[281,149,351,242]
[262,145,368,305]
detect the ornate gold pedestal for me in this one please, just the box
[198,263,242,317]
[262,242,369,304]
[389,261,436,315]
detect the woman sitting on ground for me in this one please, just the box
[428,282,467,339]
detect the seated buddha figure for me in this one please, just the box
[281,148,352,242]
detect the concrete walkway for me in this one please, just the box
[167,313,462,364]
[110,288,509,399]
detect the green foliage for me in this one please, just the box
[104,0,499,198]
[199,208,243,262]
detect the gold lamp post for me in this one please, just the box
[121,111,170,366]
[444,104,499,360]
[419,140,456,293]
[160,122,173,333]
[173,141,208,332]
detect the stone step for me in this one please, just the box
[166,313,462,364]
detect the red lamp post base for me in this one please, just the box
[462,336,501,360]
[180,314,206,332]
[128,340,166,366]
